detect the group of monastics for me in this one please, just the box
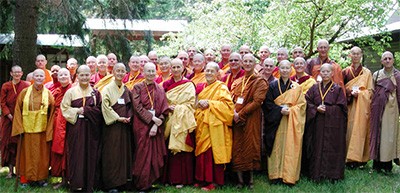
[1,38,399,192]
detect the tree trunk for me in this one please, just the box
[13,0,39,77]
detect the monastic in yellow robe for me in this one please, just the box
[190,72,206,85]
[94,74,114,92]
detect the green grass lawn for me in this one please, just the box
[1,162,399,192]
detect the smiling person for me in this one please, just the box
[231,54,268,189]
[370,51,400,173]
[256,45,271,73]
[90,54,108,87]
[261,58,277,83]
[163,58,197,188]
[220,52,245,91]
[304,63,347,181]
[101,63,133,192]
[26,54,53,84]
[86,56,97,75]
[61,65,103,192]
[187,54,206,85]
[177,51,192,77]
[0,65,30,179]
[131,63,169,191]
[155,56,172,85]
[263,60,306,185]
[123,55,145,90]
[12,69,55,187]
[194,62,234,191]
[67,58,79,83]
[204,49,216,63]
[50,68,71,189]
[291,57,316,94]
[272,48,295,78]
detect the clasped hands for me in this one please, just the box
[197,99,209,110]
[149,116,162,137]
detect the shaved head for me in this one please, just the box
[77,65,91,74]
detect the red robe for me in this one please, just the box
[0,80,30,167]
[90,72,107,87]
[221,69,245,91]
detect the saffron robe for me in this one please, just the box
[90,72,107,87]
[370,69,400,162]
[50,84,71,177]
[221,69,245,91]
[29,69,52,85]
[304,82,347,181]
[123,71,145,90]
[188,71,206,85]
[231,74,268,171]
[290,74,316,94]
[101,81,133,189]
[61,86,102,192]
[12,85,55,181]
[306,57,345,93]
[131,82,169,191]
[263,80,306,184]
[342,65,373,163]
[94,74,114,92]
[195,81,234,184]
[0,80,30,167]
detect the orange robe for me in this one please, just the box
[123,71,144,90]
[30,69,52,85]
[306,57,345,94]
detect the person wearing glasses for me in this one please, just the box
[220,53,245,91]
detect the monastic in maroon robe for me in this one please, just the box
[131,82,169,191]
[304,82,347,181]
[0,80,30,167]
[220,69,245,90]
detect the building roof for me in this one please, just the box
[0,34,87,47]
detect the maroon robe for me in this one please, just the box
[0,80,30,167]
[131,82,169,191]
[304,81,347,181]
[101,86,133,189]
[221,69,245,90]
[66,90,102,192]
[50,84,71,177]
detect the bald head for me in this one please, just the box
[292,47,305,59]
[33,69,45,76]
[277,48,289,62]
[206,62,220,72]
[171,58,183,67]
[239,45,251,56]
[320,63,333,71]
[279,60,291,68]
[113,63,126,71]
[144,62,156,71]
[148,51,158,64]
[77,65,91,74]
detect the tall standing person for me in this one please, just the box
[61,65,103,192]
[0,65,30,179]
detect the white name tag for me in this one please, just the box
[78,114,85,118]
[281,104,288,109]
[149,109,155,116]
[236,97,244,104]
[317,75,322,82]
[117,98,125,104]
[352,86,359,92]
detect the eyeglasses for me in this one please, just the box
[229,59,239,62]
[51,70,59,73]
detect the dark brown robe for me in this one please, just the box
[304,82,347,181]
[66,90,102,192]
[101,87,133,189]
[131,82,169,191]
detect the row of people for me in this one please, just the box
[1,41,399,192]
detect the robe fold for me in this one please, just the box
[0,80,30,167]
[188,72,206,85]
[101,81,133,189]
[50,84,71,177]
[12,85,55,181]
[123,71,145,90]
[304,82,347,181]
[342,66,373,163]
[163,78,196,185]
[131,82,169,191]
[370,69,400,162]
[221,69,245,91]
[61,86,103,192]
[195,81,234,184]
[94,74,114,92]
[90,72,107,87]
[231,74,268,171]
[263,80,306,184]
[290,74,316,94]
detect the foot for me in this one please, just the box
[175,184,184,189]
[201,183,216,191]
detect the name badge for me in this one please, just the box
[281,104,288,109]
[117,98,125,104]
[317,75,322,82]
[236,97,244,104]
[78,114,85,118]
[352,86,359,92]
[149,109,155,116]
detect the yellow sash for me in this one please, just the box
[22,85,49,133]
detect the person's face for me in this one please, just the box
[33,71,45,85]
[292,49,304,59]
[171,62,183,78]
[178,54,189,67]
[10,67,23,81]
[350,49,362,64]
[139,58,149,69]
[263,61,275,75]
[158,59,171,73]
[241,55,255,72]
[277,51,288,62]
[317,42,330,58]
[294,60,306,73]
[259,48,270,60]
[35,57,47,69]
[113,66,126,81]
[381,53,394,69]
[192,56,205,72]
[187,47,197,58]
[320,66,333,82]
[77,69,91,85]
[149,55,158,64]
[239,48,250,57]
[50,66,60,79]
[58,70,70,85]
[86,59,97,72]
[229,55,241,70]
[144,65,157,82]
[67,61,78,72]
[279,63,291,78]
[220,46,232,59]
[129,58,140,72]
[205,52,216,63]
[205,66,218,83]
[97,58,108,72]
[107,55,117,65]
